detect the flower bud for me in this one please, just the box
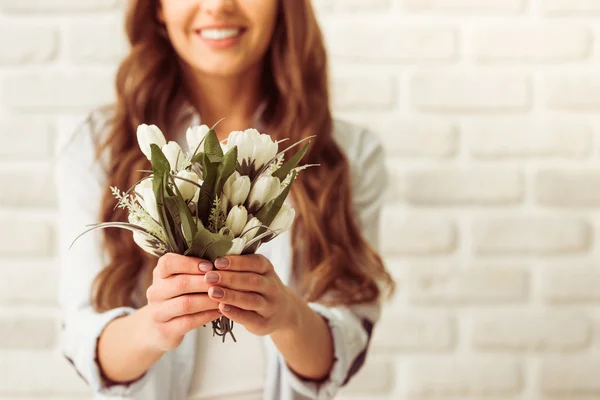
[241,217,262,242]
[226,237,247,256]
[137,124,166,161]
[223,129,278,171]
[133,232,164,257]
[226,206,248,237]
[223,171,251,206]
[186,125,210,155]
[270,205,295,234]
[175,170,200,201]
[248,175,280,210]
[135,179,160,222]
[162,141,185,172]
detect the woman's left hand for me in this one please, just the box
[204,254,300,336]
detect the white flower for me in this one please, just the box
[226,206,248,236]
[241,217,262,242]
[175,170,200,201]
[270,205,295,234]
[135,179,160,222]
[223,171,251,206]
[162,141,185,172]
[226,237,246,256]
[224,129,279,171]
[248,175,280,210]
[137,124,167,161]
[133,231,166,257]
[186,125,210,155]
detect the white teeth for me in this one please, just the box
[199,28,242,40]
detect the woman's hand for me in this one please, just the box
[204,254,300,336]
[145,253,222,352]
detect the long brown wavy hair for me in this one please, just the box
[92,0,395,312]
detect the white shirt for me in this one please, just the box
[54,105,387,400]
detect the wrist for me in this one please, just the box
[277,287,304,335]
[135,306,167,356]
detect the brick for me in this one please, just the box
[2,70,115,111]
[370,119,458,158]
[541,357,600,394]
[407,358,522,396]
[474,26,591,62]
[384,160,405,204]
[0,351,89,394]
[408,265,528,304]
[543,0,600,14]
[65,17,128,63]
[323,22,455,61]
[412,73,530,112]
[465,119,592,158]
[339,358,394,395]
[0,23,57,65]
[536,170,600,207]
[543,265,600,303]
[407,168,523,205]
[0,217,54,257]
[373,313,455,350]
[473,217,591,254]
[0,118,54,160]
[472,312,590,351]
[405,0,525,12]
[0,168,57,208]
[332,76,397,111]
[0,317,56,349]
[546,76,600,111]
[0,262,58,304]
[380,208,457,255]
[0,0,119,12]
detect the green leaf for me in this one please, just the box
[69,222,170,252]
[246,170,297,253]
[184,224,233,261]
[151,144,179,251]
[197,153,219,226]
[215,146,238,194]
[271,143,309,182]
[150,144,171,178]
[169,175,198,248]
[256,170,297,227]
[204,128,224,163]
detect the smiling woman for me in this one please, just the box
[55,0,395,400]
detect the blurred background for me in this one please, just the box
[1,0,600,399]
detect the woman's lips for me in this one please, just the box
[196,27,247,50]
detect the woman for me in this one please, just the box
[56,0,395,399]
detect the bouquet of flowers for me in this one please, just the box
[71,122,312,341]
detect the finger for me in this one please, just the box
[208,287,266,313]
[167,310,223,337]
[155,275,210,300]
[214,254,270,274]
[155,253,214,279]
[204,271,269,294]
[153,294,219,322]
[219,303,265,333]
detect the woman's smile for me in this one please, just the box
[195,25,247,49]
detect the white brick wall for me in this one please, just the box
[2,0,600,399]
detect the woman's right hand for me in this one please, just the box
[145,253,221,352]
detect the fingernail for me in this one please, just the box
[223,305,231,312]
[215,258,229,269]
[199,261,213,272]
[210,287,224,298]
[205,272,220,284]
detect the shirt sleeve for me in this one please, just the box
[280,127,388,400]
[54,113,151,396]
